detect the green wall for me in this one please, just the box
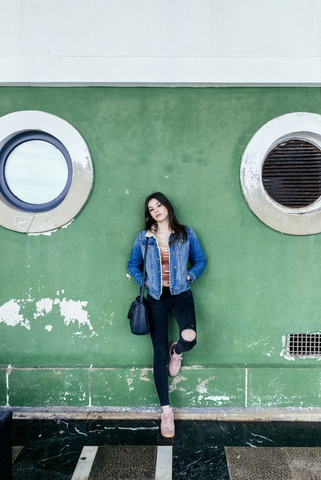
[1,87,321,409]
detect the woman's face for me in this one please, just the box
[148,198,169,223]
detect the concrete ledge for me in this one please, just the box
[6,406,321,422]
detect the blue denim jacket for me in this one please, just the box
[128,226,207,300]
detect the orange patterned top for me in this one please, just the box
[160,246,170,284]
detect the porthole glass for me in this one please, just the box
[0,110,93,234]
[5,140,68,204]
[0,131,72,213]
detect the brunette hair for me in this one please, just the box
[144,192,187,243]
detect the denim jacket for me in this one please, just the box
[128,226,207,300]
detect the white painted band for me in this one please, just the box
[155,446,173,480]
[71,446,98,480]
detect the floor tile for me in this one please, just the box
[11,419,321,479]
[285,447,321,480]
[225,447,321,480]
[89,445,157,480]
[226,447,293,480]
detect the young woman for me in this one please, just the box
[128,192,207,437]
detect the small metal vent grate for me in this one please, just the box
[262,139,321,208]
[287,333,321,358]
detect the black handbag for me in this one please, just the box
[128,238,150,335]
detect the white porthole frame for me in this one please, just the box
[0,111,93,234]
[240,112,321,235]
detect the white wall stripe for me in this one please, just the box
[155,446,172,480]
[6,365,11,407]
[71,446,98,480]
[245,364,248,408]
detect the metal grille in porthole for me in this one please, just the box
[287,333,321,358]
[262,139,321,208]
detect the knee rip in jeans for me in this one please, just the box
[182,329,196,342]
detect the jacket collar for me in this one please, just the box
[145,228,173,238]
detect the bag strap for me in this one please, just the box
[140,237,149,302]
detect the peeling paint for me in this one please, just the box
[280,349,295,361]
[169,375,187,392]
[58,298,93,331]
[196,376,216,394]
[0,299,31,329]
[126,378,134,391]
[34,298,54,319]
[28,229,58,236]
[280,335,295,361]
[62,219,74,229]
[27,219,74,236]
[0,296,95,335]
[140,368,152,382]
[246,336,274,357]
[204,395,230,402]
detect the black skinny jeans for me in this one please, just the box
[146,287,197,406]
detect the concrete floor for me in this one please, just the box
[10,418,321,479]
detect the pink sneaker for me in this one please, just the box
[161,408,175,438]
[168,342,182,377]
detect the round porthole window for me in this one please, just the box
[0,111,93,234]
[0,131,72,213]
[241,112,321,235]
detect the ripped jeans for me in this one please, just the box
[146,287,197,406]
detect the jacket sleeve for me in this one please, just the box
[187,227,207,282]
[127,233,144,287]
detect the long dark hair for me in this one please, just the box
[144,192,187,244]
